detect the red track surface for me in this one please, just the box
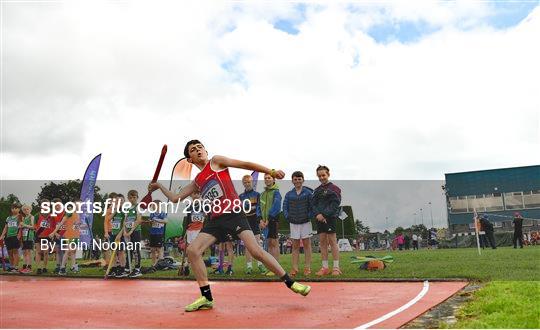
[1,276,466,329]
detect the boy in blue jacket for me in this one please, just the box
[283,171,313,276]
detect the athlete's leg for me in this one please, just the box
[302,237,312,270]
[118,251,126,267]
[23,249,30,268]
[226,242,234,261]
[26,249,33,268]
[8,250,15,268]
[319,233,328,263]
[328,233,340,272]
[291,239,300,272]
[268,238,279,261]
[43,246,49,268]
[70,249,77,270]
[225,241,234,273]
[245,244,253,264]
[240,230,286,277]
[150,247,155,265]
[34,243,40,266]
[61,247,69,268]
[186,232,217,287]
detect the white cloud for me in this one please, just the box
[1,2,539,184]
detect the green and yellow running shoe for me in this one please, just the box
[290,282,311,296]
[185,296,214,312]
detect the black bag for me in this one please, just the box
[155,256,178,270]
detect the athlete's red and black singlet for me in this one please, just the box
[194,160,240,219]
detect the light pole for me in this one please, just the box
[413,213,417,226]
[429,202,434,229]
[420,208,424,226]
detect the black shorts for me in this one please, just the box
[201,213,252,243]
[110,235,126,251]
[53,237,63,251]
[267,220,279,239]
[5,236,20,250]
[130,231,141,244]
[246,215,261,236]
[149,234,164,248]
[109,233,126,251]
[317,217,337,234]
[22,240,34,250]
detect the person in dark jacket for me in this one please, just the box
[239,174,266,274]
[513,212,524,249]
[283,171,313,276]
[480,215,496,249]
[312,165,342,276]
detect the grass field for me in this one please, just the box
[2,246,539,328]
[447,281,540,329]
[15,246,536,281]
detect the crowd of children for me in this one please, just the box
[1,164,343,280]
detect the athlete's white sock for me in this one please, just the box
[333,260,339,268]
[322,260,329,268]
[247,261,252,268]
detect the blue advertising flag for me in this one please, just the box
[79,154,101,246]
[251,171,259,191]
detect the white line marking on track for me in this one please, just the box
[355,280,430,329]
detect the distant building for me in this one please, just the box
[444,165,540,234]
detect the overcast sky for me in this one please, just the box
[1,2,539,230]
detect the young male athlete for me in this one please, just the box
[110,194,129,278]
[148,200,168,268]
[50,198,66,274]
[0,203,22,272]
[103,192,118,269]
[239,174,266,274]
[35,199,53,274]
[20,204,35,274]
[124,190,143,277]
[149,140,310,312]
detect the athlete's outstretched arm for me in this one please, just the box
[212,155,285,179]
[148,181,197,203]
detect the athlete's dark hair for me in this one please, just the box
[108,192,118,199]
[316,165,330,173]
[11,202,21,209]
[292,171,304,179]
[128,189,138,197]
[117,194,125,198]
[184,139,204,158]
[52,197,62,203]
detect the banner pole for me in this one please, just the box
[473,208,481,256]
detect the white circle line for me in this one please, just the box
[355,280,430,329]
